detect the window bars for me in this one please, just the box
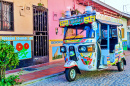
[0,1,14,31]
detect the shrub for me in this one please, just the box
[0,40,20,85]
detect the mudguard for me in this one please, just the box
[64,60,78,68]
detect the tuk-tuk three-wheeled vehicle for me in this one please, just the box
[59,6,126,82]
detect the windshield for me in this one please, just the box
[64,26,95,40]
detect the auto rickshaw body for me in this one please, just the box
[59,6,126,81]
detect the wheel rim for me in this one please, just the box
[70,69,76,79]
[121,61,124,69]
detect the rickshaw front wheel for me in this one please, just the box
[117,60,124,71]
[65,67,77,82]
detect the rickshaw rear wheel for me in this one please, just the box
[117,60,124,71]
[65,67,76,82]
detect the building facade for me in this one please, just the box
[0,0,48,67]
[0,0,130,68]
[127,19,130,50]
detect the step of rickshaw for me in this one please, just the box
[98,65,108,69]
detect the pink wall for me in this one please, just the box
[48,0,85,40]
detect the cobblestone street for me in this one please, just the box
[25,55,130,86]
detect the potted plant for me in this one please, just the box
[70,9,81,15]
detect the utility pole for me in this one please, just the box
[123,4,129,13]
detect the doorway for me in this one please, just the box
[33,6,49,62]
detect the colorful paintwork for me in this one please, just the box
[107,42,125,66]
[0,36,33,41]
[84,16,95,23]
[60,20,69,27]
[80,53,93,65]
[49,40,63,44]
[122,40,127,50]
[52,46,62,60]
[13,41,31,60]
[69,18,83,25]
[59,7,126,72]
[92,22,97,30]
[6,41,10,45]
[63,43,97,71]
[64,39,95,43]
[59,15,95,27]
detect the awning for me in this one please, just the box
[97,19,123,26]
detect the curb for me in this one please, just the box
[16,71,64,86]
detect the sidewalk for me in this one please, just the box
[6,60,65,84]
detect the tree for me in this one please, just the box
[0,40,19,80]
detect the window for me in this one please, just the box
[112,29,117,37]
[0,1,14,31]
[66,28,73,36]
[102,30,108,38]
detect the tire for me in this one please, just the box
[65,68,76,82]
[117,60,124,71]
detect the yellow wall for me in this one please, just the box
[121,18,128,41]
[0,0,47,35]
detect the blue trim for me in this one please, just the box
[95,22,99,41]
[64,27,67,37]
[76,27,78,35]
[107,25,110,50]
[84,26,90,37]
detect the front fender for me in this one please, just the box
[64,60,78,68]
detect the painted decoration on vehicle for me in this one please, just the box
[52,46,62,60]
[65,35,84,39]
[107,42,125,66]
[69,18,83,25]
[92,22,97,30]
[70,51,75,56]
[63,43,97,70]
[84,16,95,23]
[13,41,31,60]
[59,15,95,27]
[64,39,95,43]
[60,20,69,27]
[80,53,93,65]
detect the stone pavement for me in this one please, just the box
[5,50,130,86]
[124,50,130,56]
[27,55,130,86]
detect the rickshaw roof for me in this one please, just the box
[97,19,123,26]
[59,14,123,28]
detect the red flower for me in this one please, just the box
[24,43,29,49]
[16,43,23,51]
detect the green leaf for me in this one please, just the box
[22,56,26,58]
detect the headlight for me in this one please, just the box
[81,46,87,52]
[78,45,87,53]
[60,46,66,53]
[78,45,95,53]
